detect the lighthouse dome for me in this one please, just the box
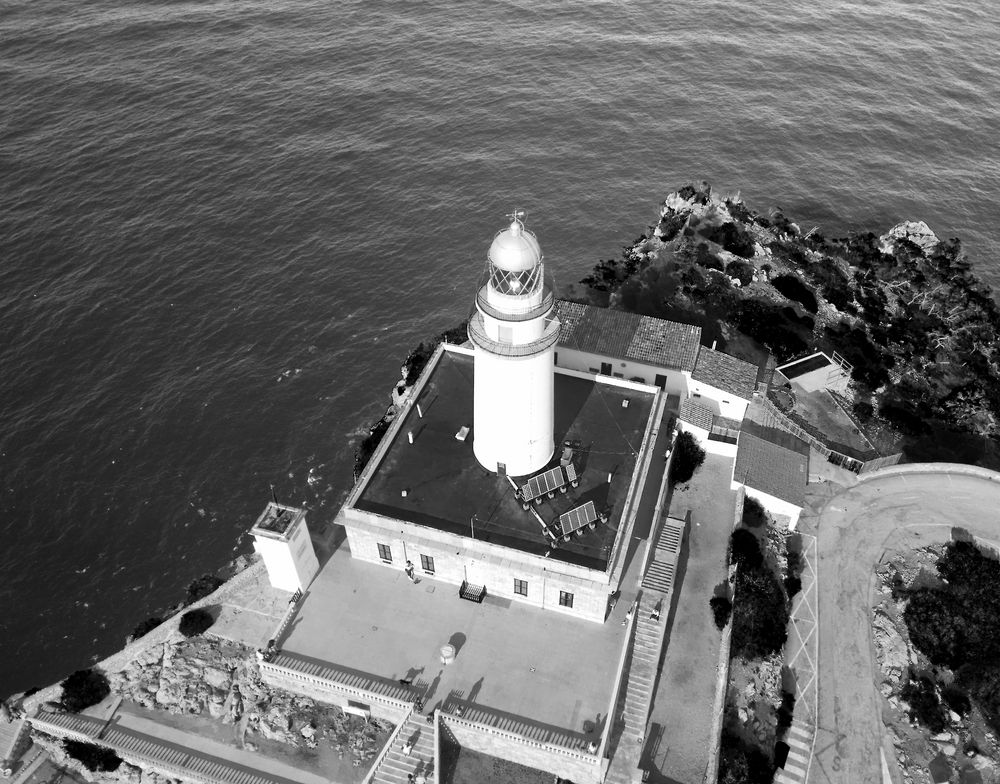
[488,219,542,272]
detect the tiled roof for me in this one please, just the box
[679,398,713,430]
[734,420,809,507]
[692,347,759,400]
[556,301,702,372]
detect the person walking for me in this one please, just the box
[404,560,415,582]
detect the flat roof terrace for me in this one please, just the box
[281,541,630,745]
[353,349,657,571]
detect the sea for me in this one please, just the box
[2,0,999,698]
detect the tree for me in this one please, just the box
[670,431,706,484]
[742,496,768,528]
[731,566,789,660]
[710,596,732,629]
[900,672,948,733]
[185,575,224,605]
[730,529,763,570]
[178,608,215,638]
[129,617,162,641]
[63,740,122,772]
[59,669,110,713]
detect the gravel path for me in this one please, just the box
[808,466,1000,784]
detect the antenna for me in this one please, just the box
[269,483,279,506]
[506,208,526,226]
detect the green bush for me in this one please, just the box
[718,731,774,784]
[185,575,224,605]
[670,431,706,484]
[742,497,768,528]
[771,274,819,313]
[710,596,732,629]
[900,672,948,733]
[60,669,110,713]
[942,684,972,717]
[903,589,962,666]
[731,565,789,660]
[178,608,215,638]
[130,617,162,641]
[730,529,763,570]
[63,740,122,772]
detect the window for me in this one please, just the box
[514,579,528,597]
[498,324,513,343]
[559,591,574,608]
[420,554,435,574]
[600,362,612,375]
[377,543,392,563]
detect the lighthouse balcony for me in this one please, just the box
[476,284,554,322]
[468,311,560,357]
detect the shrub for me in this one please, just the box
[670,431,706,484]
[784,576,802,598]
[710,596,732,629]
[731,565,789,659]
[185,575,224,605]
[725,259,756,286]
[178,608,215,638]
[700,222,756,258]
[903,588,962,666]
[60,669,110,713]
[900,672,948,733]
[942,684,972,717]
[130,617,162,641]
[718,731,774,784]
[64,740,122,772]
[771,275,818,314]
[742,497,768,528]
[730,529,764,570]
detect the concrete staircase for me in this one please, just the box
[372,713,436,784]
[604,592,666,784]
[773,719,814,784]
[640,519,683,594]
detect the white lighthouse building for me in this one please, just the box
[468,211,560,476]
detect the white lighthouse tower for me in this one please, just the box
[468,211,560,477]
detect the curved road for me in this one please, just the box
[807,465,1000,784]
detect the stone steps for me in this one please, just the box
[372,713,436,784]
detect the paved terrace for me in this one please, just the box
[280,541,632,746]
[355,350,656,571]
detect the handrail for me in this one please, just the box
[362,705,414,784]
[467,313,560,358]
[258,660,413,713]
[598,588,639,763]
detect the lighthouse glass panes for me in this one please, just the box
[489,262,541,296]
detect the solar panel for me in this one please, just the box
[559,501,597,536]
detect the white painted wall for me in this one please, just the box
[554,346,689,396]
[473,347,555,477]
[729,481,803,530]
[342,508,611,623]
[252,516,320,592]
[685,378,750,420]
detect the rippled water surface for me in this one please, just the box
[2,0,998,695]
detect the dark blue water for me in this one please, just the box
[2,0,998,697]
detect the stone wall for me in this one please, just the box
[441,714,604,784]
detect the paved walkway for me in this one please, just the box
[807,466,1000,784]
[640,452,735,784]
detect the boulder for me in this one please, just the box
[879,221,939,256]
[203,667,231,690]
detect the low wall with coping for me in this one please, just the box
[440,713,604,784]
[856,461,1000,485]
[702,486,744,784]
[258,661,410,724]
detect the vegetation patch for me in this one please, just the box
[63,740,122,772]
[670,431,706,484]
[59,668,110,713]
[178,607,215,638]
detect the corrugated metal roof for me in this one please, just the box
[734,420,809,507]
[556,300,702,372]
[692,347,759,400]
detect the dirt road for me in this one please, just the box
[808,466,1000,784]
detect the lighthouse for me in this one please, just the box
[468,211,560,477]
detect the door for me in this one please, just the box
[654,373,667,390]
[601,362,612,375]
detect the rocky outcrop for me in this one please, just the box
[879,220,939,256]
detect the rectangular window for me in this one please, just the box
[377,543,392,563]
[514,579,528,597]
[420,554,435,574]
[559,590,574,608]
